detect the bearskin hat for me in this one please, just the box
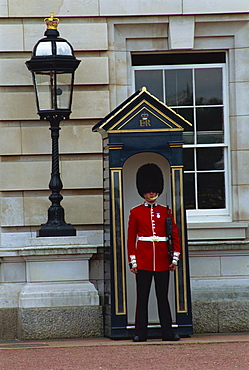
[136,163,164,198]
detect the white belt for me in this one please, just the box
[138,236,168,242]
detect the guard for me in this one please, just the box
[127,163,181,341]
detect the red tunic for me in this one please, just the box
[127,203,181,271]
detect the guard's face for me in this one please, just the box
[144,192,158,204]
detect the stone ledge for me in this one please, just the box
[188,222,248,241]
[0,236,99,257]
[189,240,249,251]
[191,278,249,302]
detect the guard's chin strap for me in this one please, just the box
[144,193,159,202]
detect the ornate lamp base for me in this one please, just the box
[38,223,76,237]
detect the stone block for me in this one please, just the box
[0,23,23,51]
[0,261,26,283]
[89,256,104,281]
[99,0,182,16]
[190,256,220,277]
[19,306,103,340]
[231,116,249,151]
[1,196,24,226]
[194,36,234,51]
[75,57,109,85]
[24,22,108,52]
[0,161,50,191]
[9,0,99,17]
[0,231,35,248]
[0,127,22,155]
[0,308,18,340]
[234,150,249,185]
[62,194,103,225]
[22,126,51,154]
[0,58,32,86]
[221,256,249,276]
[23,195,50,226]
[19,282,99,308]
[168,16,194,50]
[234,48,249,82]
[230,82,249,117]
[188,222,248,241]
[237,185,249,221]
[114,52,129,85]
[127,38,169,53]
[26,259,89,283]
[233,21,249,48]
[61,159,103,189]
[0,0,8,17]
[0,283,25,308]
[218,301,249,332]
[60,126,102,153]
[71,90,110,119]
[23,194,103,226]
[0,92,37,120]
[183,0,249,14]
[192,301,219,333]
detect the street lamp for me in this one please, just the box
[26,13,81,237]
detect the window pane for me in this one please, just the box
[175,108,194,144]
[184,173,196,209]
[183,148,194,171]
[196,107,224,144]
[197,148,224,170]
[165,69,193,106]
[197,172,225,209]
[195,68,223,105]
[135,70,163,100]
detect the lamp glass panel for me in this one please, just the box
[56,73,73,109]
[34,72,56,110]
[35,42,52,56]
[55,41,73,56]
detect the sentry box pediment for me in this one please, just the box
[93,86,191,135]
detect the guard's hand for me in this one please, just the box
[130,268,138,274]
[169,263,177,271]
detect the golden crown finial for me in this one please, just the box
[44,12,59,30]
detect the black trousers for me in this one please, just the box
[135,269,173,339]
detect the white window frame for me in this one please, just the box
[132,61,231,223]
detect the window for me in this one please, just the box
[132,53,230,221]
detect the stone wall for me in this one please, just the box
[189,241,249,333]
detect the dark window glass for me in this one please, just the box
[132,52,226,66]
[165,70,193,106]
[175,108,194,144]
[197,172,225,209]
[184,173,196,209]
[135,70,163,101]
[196,107,224,144]
[195,68,223,105]
[183,148,194,171]
[197,148,224,171]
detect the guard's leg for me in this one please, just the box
[154,270,173,337]
[134,269,153,340]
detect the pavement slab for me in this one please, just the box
[0,333,248,370]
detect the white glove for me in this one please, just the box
[172,252,180,266]
[129,255,137,269]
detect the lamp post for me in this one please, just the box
[26,13,81,237]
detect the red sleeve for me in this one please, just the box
[127,209,138,263]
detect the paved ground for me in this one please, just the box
[0,333,248,370]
